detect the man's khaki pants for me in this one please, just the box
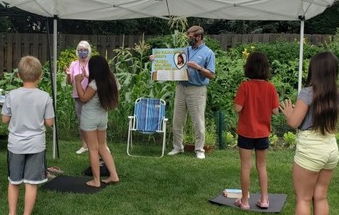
[172,84,207,152]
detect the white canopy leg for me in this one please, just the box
[53,17,57,159]
[297,19,305,93]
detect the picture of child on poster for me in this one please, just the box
[176,53,185,68]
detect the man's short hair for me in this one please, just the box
[18,56,42,82]
[187,26,204,38]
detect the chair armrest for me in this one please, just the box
[128,116,134,119]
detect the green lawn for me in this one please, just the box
[0,139,338,215]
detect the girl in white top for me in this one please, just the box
[75,55,119,187]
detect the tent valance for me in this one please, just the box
[2,0,334,21]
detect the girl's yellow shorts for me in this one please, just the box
[295,130,338,172]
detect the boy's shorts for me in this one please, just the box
[295,130,339,172]
[237,135,269,150]
[7,151,47,185]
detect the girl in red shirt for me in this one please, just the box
[233,52,279,210]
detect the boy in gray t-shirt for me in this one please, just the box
[1,56,54,215]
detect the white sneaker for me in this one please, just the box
[76,147,88,154]
[167,148,184,156]
[196,151,205,159]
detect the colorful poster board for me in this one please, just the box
[151,48,188,81]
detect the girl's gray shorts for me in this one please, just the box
[80,112,108,131]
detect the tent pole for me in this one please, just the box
[53,16,58,159]
[297,18,305,93]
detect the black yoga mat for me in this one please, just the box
[83,163,109,177]
[209,193,287,213]
[42,175,107,194]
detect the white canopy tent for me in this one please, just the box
[2,0,335,159]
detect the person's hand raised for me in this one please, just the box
[75,74,84,82]
[64,66,70,75]
[81,65,89,78]
[279,99,294,117]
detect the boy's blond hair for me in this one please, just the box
[18,56,42,82]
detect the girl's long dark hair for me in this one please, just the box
[306,52,338,135]
[88,55,119,110]
[244,52,270,80]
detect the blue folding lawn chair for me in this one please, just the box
[127,98,168,157]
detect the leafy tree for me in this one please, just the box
[306,1,339,34]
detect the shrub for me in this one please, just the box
[269,134,279,148]
[232,40,322,64]
[283,131,297,149]
[224,131,237,147]
[205,121,217,146]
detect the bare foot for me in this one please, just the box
[86,180,101,188]
[101,177,119,184]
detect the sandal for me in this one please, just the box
[47,171,56,180]
[256,200,269,209]
[47,166,64,175]
[234,198,250,210]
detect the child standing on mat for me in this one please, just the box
[233,52,279,210]
[75,55,119,187]
[1,56,54,215]
[280,52,338,215]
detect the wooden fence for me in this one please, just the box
[0,33,332,75]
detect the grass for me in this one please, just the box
[0,138,338,215]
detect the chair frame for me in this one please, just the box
[127,98,168,158]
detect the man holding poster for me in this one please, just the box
[169,25,215,159]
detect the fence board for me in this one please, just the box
[0,34,3,74]
[22,33,30,57]
[6,34,12,73]
[32,34,39,58]
[13,34,21,67]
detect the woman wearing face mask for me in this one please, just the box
[64,40,91,154]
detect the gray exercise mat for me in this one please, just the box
[209,193,287,213]
[42,175,107,194]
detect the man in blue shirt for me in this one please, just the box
[168,26,215,159]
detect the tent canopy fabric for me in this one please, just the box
[3,0,335,21]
